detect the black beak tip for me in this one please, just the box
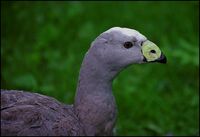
[157,53,167,64]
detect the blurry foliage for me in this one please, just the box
[1,1,199,136]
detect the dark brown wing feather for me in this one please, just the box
[1,90,84,136]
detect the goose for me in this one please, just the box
[1,27,167,136]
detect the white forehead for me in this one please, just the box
[105,27,146,40]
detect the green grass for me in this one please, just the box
[1,1,199,136]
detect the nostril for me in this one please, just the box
[150,50,156,53]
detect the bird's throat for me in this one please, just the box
[74,52,117,135]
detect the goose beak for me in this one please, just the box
[143,53,167,64]
[156,53,167,64]
[141,40,167,64]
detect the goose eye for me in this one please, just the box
[124,42,133,49]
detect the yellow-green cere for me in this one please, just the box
[142,40,161,62]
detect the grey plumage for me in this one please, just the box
[1,27,166,136]
[1,90,84,136]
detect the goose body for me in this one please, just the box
[1,27,166,136]
[1,90,84,136]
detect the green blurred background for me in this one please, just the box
[1,1,199,136]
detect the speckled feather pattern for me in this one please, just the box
[1,90,84,136]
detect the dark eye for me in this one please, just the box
[124,42,133,49]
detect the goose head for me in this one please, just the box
[89,27,167,72]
